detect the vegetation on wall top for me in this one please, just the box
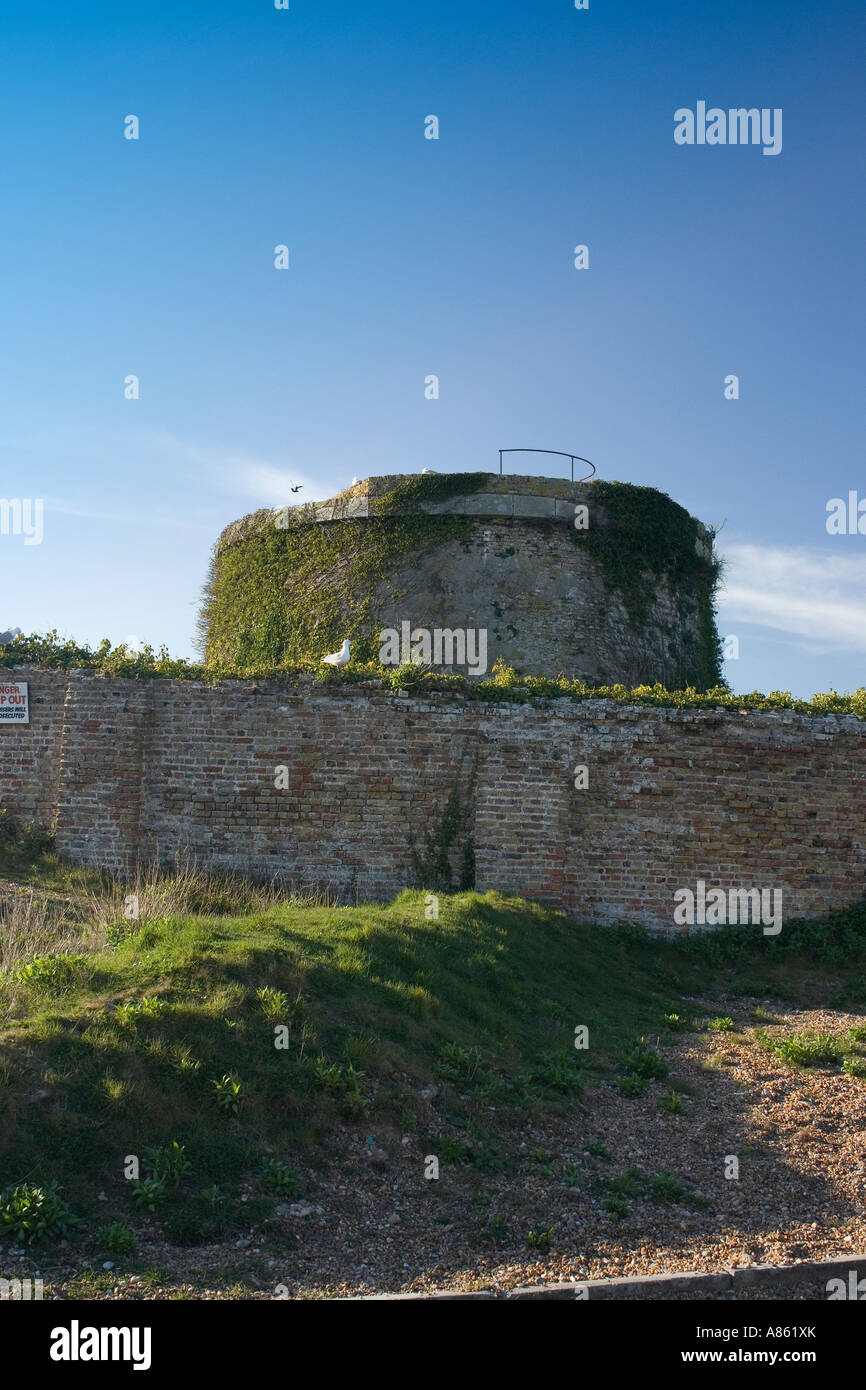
[374,471,490,514]
[2,633,865,720]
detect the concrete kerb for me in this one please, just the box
[356,1254,866,1300]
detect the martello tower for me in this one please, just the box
[203,472,721,690]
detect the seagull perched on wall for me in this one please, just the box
[321,639,351,667]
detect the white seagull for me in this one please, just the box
[321,639,351,667]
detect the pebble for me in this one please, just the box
[32,999,866,1301]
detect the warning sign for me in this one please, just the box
[0,682,29,723]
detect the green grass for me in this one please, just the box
[617,1036,670,1095]
[662,1012,693,1032]
[0,895,664,1200]
[0,841,105,896]
[599,1165,706,1218]
[754,1029,856,1069]
[3,875,866,1259]
[0,889,692,1233]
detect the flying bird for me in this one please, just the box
[290,483,303,493]
[321,639,351,667]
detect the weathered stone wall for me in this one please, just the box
[359,519,703,689]
[2,667,864,933]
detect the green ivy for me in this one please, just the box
[408,770,476,892]
[0,631,202,678]
[572,481,722,688]
[201,512,478,668]
[375,471,489,515]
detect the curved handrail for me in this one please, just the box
[498,448,596,483]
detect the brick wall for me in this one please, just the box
[2,666,864,932]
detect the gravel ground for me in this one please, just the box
[11,994,865,1301]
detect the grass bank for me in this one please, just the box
[1,849,866,1289]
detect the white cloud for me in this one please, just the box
[716,542,866,653]
[4,427,349,511]
[238,463,319,506]
[45,498,210,529]
[151,434,325,505]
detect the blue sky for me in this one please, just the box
[1,0,864,695]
